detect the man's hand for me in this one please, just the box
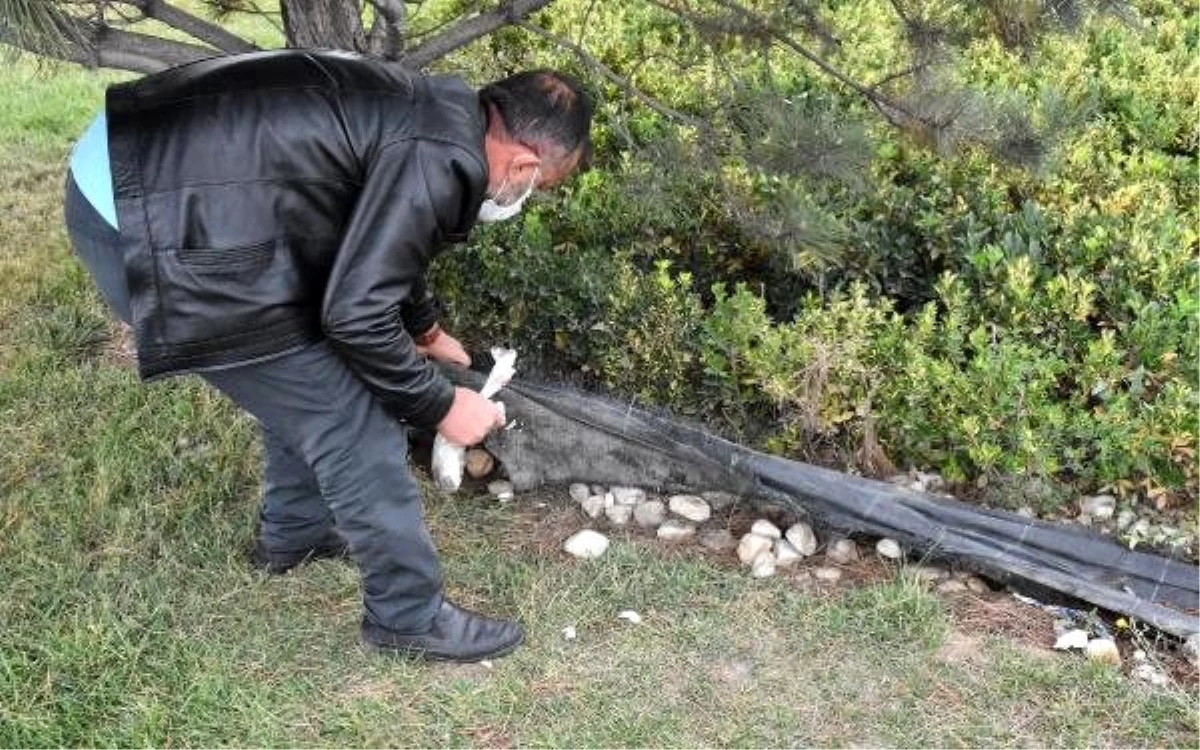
[412,324,468,364]
[438,386,505,446]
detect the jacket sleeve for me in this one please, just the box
[321,139,480,428]
[400,278,441,337]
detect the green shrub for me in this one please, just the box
[434,0,1198,509]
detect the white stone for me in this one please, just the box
[701,491,739,511]
[1132,663,1170,687]
[617,610,642,625]
[774,539,802,567]
[605,503,633,526]
[750,551,776,578]
[750,519,782,539]
[1017,506,1036,518]
[826,538,859,564]
[1116,510,1137,531]
[785,523,818,556]
[487,480,514,501]
[936,579,968,594]
[876,538,903,560]
[1180,633,1200,667]
[1085,638,1121,666]
[563,530,609,559]
[657,520,696,542]
[737,533,774,565]
[668,494,711,523]
[813,566,843,582]
[1053,629,1089,650]
[698,528,737,553]
[1130,518,1151,537]
[1080,494,1116,520]
[909,564,948,582]
[915,471,945,493]
[1132,649,1147,662]
[963,576,991,594]
[590,484,607,496]
[581,495,606,519]
[562,625,577,641]
[633,500,667,528]
[568,483,591,504]
[612,486,646,506]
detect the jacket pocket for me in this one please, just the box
[176,239,276,274]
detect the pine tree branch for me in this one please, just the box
[131,0,257,53]
[0,14,217,73]
[0,0,79,59]
[401,0,554,69]
[650,0,917,125]
[713,0,916,120]
[204,0,284,36]
[871,63,925,90]
[516,20,706,130]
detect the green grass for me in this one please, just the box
[1,54,1197,749]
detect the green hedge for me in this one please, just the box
[433,1,1198,508]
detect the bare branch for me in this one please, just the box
[132,0,257,53]
[401,0,554,69]
[888,0,912,27]
[517,20,706,130]
[366,0,405,59]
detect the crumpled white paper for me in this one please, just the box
[432,347,516,491]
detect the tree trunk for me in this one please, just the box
[280,0,367,51]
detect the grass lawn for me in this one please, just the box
[0,59,1196,748]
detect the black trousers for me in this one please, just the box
[63,175,444,631]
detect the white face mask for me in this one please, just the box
[477,167,539,223]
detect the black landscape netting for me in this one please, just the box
[451,369,1199,639]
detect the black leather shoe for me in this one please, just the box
[251,527,350,574]
[361,600,524,662]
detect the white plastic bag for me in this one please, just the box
[432,347,516,491]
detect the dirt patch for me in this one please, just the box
[709,657,757,690]
[507,501,590,558]
[462,723,514,749]
[338,676,403,704]
[946,590,1058,651]
[98,318,136,368]
[936,630,990,666]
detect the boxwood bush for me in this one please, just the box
[433,0,1198,513]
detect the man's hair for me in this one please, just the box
[480,69,593,168]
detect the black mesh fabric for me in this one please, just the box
[449,366,1199,638]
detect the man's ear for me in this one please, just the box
[508,151,541,182]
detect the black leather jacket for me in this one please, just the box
[107,50,488,428]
